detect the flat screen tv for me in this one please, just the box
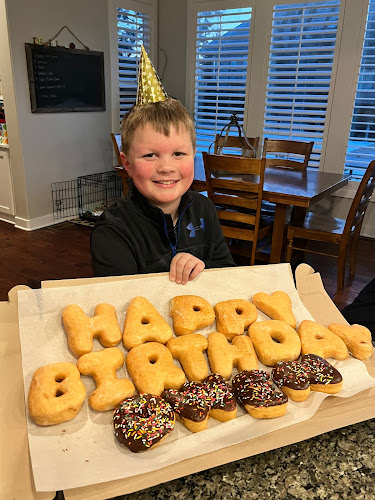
[25,43,105,113]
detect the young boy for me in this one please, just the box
[90,98,235,284]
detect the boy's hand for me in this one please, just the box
[169,253,205,285]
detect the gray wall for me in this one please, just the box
[2,0,112,228]
[158,0,187,104]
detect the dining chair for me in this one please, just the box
[262,138,314,170]
[286,160,375,290]
[202,152,273,265]
[261,138,314,218]
[111,133,130,194]
[214,134,260,158]
[111,133,122,166]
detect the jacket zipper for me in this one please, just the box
[163,202,192,257]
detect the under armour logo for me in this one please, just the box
[186,218,205,237]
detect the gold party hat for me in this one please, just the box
[136,45,168,105]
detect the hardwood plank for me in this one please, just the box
[0,221,93,300]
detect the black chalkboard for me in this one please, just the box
[25,43,105,113]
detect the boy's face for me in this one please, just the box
[121,123,195,217]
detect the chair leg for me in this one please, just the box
[286,232,294,262]
[337,243,347,290]
[349,227,361,276]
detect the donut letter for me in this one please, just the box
[77,347,135,411]
[126,342,186,395]
[28,362,86,426]
[249,320,301,366]
[207,331,258,379]
[298,320,348,360]
[252,291,296,328]
[63,303,122,357]
[328,323,373,361]
[167,334,209,382]
[123,296,173,350]
[169,295,215,335]
[214,299,257,340]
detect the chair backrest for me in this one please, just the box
[202,152,266,265]
[262,138,314,170]
[343,160,375,238]
[111,133,122,165]
[214,134,260,158]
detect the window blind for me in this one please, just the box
[344,0,375,179]
[194,8,252,153]
[117,8,151,120]
[263,1,340,167]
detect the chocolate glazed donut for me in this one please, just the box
[232,370,288,419]
[113,394,175,452]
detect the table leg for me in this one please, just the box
[292,206,307,226]
[270,204,287,264]
[290,206,308,263]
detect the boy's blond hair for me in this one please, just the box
[121,98,196,155]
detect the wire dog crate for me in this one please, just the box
[51,171,123,225]
[52,179,79,220]
[78,171,123,217]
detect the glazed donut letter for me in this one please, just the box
[297,320,349,360]
[301,354,343,394]
[272,361,311,402]
[113,394,175,452]
[28,362,86,426]
[162,375,237,432]
[232,370,288,419]
[169,295,215,335]
[328,323,373,361]
[214,299,257,340]
[126,342,186,396]
[203,373,237,422]
[248,320,301,366]
[167,334,209,382]
[162,382,210,432]
[252,291,296,329]
[62,303,122,357]
[123,297,173,350]
[207,331,258,379]
[272,355,343,401]
[77,347,135,411]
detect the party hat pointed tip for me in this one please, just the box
[136,45,168,105]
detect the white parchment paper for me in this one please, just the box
[17,264,375,492]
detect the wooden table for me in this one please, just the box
[115,158,350,264]
[192,155,350,263]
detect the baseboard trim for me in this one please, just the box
[14,214,70,231]
[0,212,16,225]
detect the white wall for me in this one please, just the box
[2,0,113,229]
[158,0,187,104]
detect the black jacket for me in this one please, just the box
[90,186,235,277]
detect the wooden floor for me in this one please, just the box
[1,219,374,311]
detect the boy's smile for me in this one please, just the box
[121,123,195,220]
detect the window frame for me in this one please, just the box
[186,0,371,179]
[108,0,158,135]
[186,0,256,131]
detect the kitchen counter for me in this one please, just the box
[116,418,375,499]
